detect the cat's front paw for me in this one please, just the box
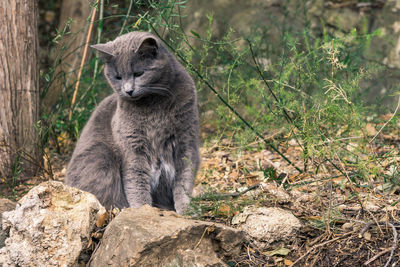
[126,192,152,209]
[174,198,191,215]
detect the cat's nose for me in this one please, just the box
[123,81,134,96]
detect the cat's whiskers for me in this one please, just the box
[140,86,172,97]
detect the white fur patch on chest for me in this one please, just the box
[150,158,176,190]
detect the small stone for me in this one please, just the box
[342,222,353,232]
[234,206,302,248]
[364,202,380,212]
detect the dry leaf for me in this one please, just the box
[304,216,323,221]
[366,123,377,136]
[229,170,240,180]
[91,232,103,239]
[265,247,291,256]
[246,171,264,186]
[96,212,109,227]
[217,203,231,216]
[86,237,93,249]
[380,113,393,121]
[284,259,294,266]
[363,231,372,241]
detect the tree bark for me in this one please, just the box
[0,0,41,177]
[42,0,91,111]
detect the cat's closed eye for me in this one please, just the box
[133,71,144,78]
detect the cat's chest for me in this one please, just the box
[150,132,178,191]
[112,107,176,142]
[112,111,178,186]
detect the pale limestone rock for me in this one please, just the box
[232,206,302,248]
[89,205,244,267]
[0,181,105,267]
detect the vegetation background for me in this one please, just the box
[0,0,400,265]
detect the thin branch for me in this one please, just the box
[247,40,309,171]
[92,0,104,81]
[119,0,133,36]
[363,248,392,266]
[68,1,98,121]
[291,231,355,266]
[193,225,214,250]
[247,40,294,125]
[334,154,384,235]
[361,221,398,267]
[197,184,261,200]
[370,94,400,143]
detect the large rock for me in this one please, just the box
[89,205,244,266]
[0,181,105,267]
[232,206,302,248]
[0,199,16,248]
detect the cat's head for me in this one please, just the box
[91,32,175,101]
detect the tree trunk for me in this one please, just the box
[0,0,41,177]
[42,0,92,111]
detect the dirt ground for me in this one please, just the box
[193,130,400,266]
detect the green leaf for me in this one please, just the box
[190,30,201,39]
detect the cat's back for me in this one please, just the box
[66,93,128,208]
[71,93,118,153]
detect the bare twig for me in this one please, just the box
[318,136,363,145]
[291,231,355,266]
[92,0,104,81]
[333,154,384,235]
[360,221,398,267]
[87,239,102,266]
[247,245,253,263]
[226,184,261,197]
[247,40,294,125]
[247,40,310,171]
[119,0,133,36]
[360,221,376,236]
[197,184,261,200]
[370,94,400,143]
[193,225,214,250]
[0,141,51,178]
[69,1,98,121]
[363,248,392,265]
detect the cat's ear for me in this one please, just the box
[135,37,158,59]
[91,43,114,61]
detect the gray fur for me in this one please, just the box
[66,32,200,214]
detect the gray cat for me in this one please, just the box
[66,31,200,214]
